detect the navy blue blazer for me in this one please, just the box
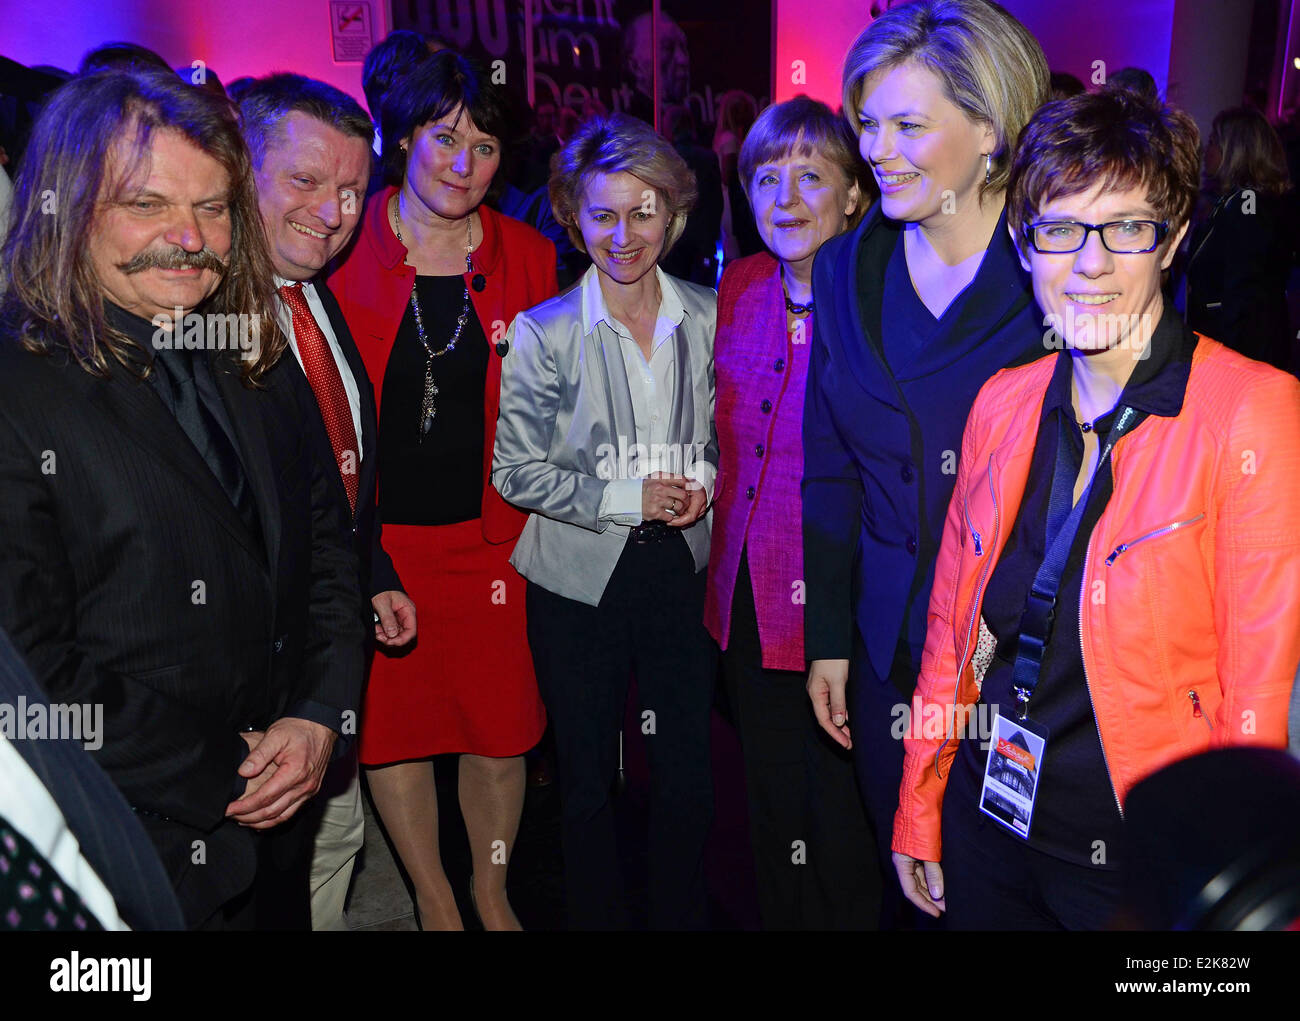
[802,202,1043,686]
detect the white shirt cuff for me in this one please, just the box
[599,478,645,524]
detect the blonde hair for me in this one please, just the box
[841,0,1049,201]
[549,113,697,256]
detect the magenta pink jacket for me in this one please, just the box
[704,252,808,670]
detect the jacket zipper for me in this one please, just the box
[1188,690,1214,732]
[937,456,999,777]
[1080,424,1138,820]
[1104,513,1206,566]
[1080,542,1124,818]
[964,500,984,556]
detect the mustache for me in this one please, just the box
[117,245,228,275]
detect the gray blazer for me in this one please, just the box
[492,271,718,606]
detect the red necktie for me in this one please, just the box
[279,283,359,514]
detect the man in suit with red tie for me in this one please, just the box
[239,74,417,930]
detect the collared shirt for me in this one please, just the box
[581,264,716,524]
[274,275,364,461]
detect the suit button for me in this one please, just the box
[273,638,284,653]
[905,535,917,555]
[773,358,785,372]
[745,486,756,500]
[901,462,914,483]
[760,399,773,414]
[754,444,765,457]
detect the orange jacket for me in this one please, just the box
[892,336,1300,863]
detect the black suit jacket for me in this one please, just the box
[0,327,366,926]
[1186,188,1297,370]
[304,280,402,602]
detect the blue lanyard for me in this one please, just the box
[1009,405,1140,717]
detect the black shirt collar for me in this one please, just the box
[1043,303,1194,429]
[103,301,162,354]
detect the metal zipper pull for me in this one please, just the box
[1188,690,1214,731]
[964,502,983,556]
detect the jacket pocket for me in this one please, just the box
[1104,513,1206,566]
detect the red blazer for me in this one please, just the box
[328,186,558,544]
[704,252,807,670]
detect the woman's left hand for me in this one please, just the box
[893,852,946,918]
[666,479,707,527]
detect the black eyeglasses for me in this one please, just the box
[1022,219,1170,254]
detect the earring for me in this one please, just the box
[984,153,992,185]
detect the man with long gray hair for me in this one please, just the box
[0,68,365,929]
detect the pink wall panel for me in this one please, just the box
[773,0,1179,112]
[0,0,386,106]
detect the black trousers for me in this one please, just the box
[721,551,877,929]
[941,792,1125,930]
[526,533,714,930]
[847,635,939,929]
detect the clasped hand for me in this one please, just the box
[641,472,706,526]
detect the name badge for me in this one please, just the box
[978,709,1049,839]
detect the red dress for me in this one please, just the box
[329,190,557,763]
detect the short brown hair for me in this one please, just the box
[549,113,697,256]
[238,73,373,171]
[381,49,516,190]
[738,96,871,230]
[1007,89,1201,248]
[841,0,1049,201]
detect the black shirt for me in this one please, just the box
[106,303,261,547]
[948,304,1195,869]
[378,275,488,526]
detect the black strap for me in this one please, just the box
[1008,405,1140,716]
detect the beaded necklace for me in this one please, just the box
[392,200,474,440]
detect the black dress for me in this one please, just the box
[377,275,489,526]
